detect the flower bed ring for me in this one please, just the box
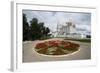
[34,40,80,57]
[33,48,80,57]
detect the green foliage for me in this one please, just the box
[23,14,30,41]
[65,38,91,43]
[23,14,51,41]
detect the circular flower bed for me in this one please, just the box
[34,40,80,56]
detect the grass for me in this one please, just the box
[64,38,91,43]
[39,36,52,40]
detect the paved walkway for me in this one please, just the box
[23,38,91,63]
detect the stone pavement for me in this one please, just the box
[23,38,91,63]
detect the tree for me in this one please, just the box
[38,22,45,36]
[30,18,46,40]
[29,18,51,40]
[23,14,29,41]
[45,27,50,36]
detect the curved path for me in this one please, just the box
[23,38,91,63]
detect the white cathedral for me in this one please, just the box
[51,21,87,39]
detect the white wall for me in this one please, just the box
[0,0,100,73]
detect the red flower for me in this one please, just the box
[47,41,57,47]
[35,42,47,49]
[35,40,80,55]
[64,43,79,49]
[35,40,80,50]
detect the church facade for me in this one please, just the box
[52,21,86,39]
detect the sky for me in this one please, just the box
[23,10,91,35]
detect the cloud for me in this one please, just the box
[23,10,91,35]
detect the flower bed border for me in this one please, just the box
[34,39,80,57]
[33,47,80,57]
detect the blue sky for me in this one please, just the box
[23,10,91,35]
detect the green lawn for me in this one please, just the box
[64,38,91,43]
[39,36,52,40]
